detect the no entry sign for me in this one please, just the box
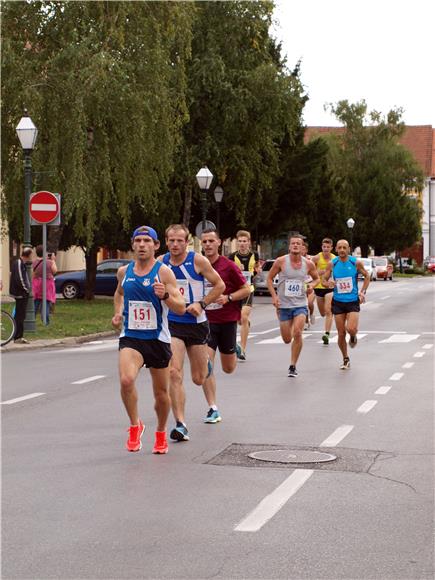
[29,191,60,224]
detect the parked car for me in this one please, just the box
[373,256,394,281]
[358,257,376,281]
[55,259,130,299]
[424,256,435,273]
[253,259,278,295]
[395,257,413,272]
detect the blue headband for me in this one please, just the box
[131,226,159,241]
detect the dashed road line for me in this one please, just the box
[71,375,106,385]
[422,344,433,349]
[357,400,378,414]
[389,372,404,381]
[1,392,45,405]
[402,362,414,369]
[413,352,426,358]
[375,386,391,395]
[319,425,354,447]
[379,334,419,343]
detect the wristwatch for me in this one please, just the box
[162,291,169,300]
[227,294,233,302]
[199,300,207,310]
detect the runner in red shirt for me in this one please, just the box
[200,229,251,423]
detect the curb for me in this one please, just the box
[2,330,118,352]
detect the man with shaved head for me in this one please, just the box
[322,239,370,370]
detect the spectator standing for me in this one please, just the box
[9,247,33,343]
[32,245,57,323]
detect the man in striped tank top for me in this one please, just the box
[267,234,319,377]
[160,224,225,443]
[112,226,185,455]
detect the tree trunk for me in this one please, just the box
[47,224,64,253]
[182,183,192,227]
[84,245,98,300]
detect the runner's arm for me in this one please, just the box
[156,265,186,315]
[322,262,333,285]
[267,258,282,308]
[195,254,225,305]
[112,266,127,329]
[356,260,370,302]
[306,260,320,292]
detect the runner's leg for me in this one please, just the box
[240,304,252,353]
[186,343,209,385]
[168,337,187,424]
[346,311,359,340]
[335,314,348,360]
[279,319,292,344]
[324,292,334,333]
[291,314,306,366]
[119,348,143,425]
[150,367,171,432]
[202,347,217,407]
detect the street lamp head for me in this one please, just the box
[214,185,224,203]
[16,110,38,151]
[196,166,214,191]
[346,218,355,229]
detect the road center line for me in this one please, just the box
[71,375,106,384]
[402,362,414,369]
[413,352,426,358]
[380,295,391,300]
[375,386,391,395]
[389,372,404,381]
[319,424,354,447]
[422,344,433,349]
[357,400,378,414]
[234,469,314,532]
[1,392,45,405]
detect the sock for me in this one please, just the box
[211,405,218,411]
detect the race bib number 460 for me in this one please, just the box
[128,300,157,330]
[284,279,303,297]
[336,277,353,294]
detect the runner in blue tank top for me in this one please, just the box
[112,226,185,455]
[323,239,370,370]
[159,224,224,443]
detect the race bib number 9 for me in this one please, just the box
[176,279,190,304]
[336,277,353,294]
[284,279,303,297]
[128,300,157,330]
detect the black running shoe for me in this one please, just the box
[349,335,357,348]
[170,422,189,441]
[288,365,298,377]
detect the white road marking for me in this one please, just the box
[389,372,404,381]
[234,469,314,532]
[375,386,391,395]
[363,302,382,309]
[71,375,106,385]
[422,344,434,349]
[319,425,354,447]
[422,332,435,335]
[49,340,119,354]
[380,295,391,300]
[379,334,419,343]
[251,327,280,335]
[1,392,45,405]
[317,334,366,344]
[413,352,426,358]
[357,400,378,414]
[402,362,414,369]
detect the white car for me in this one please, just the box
[253,260,278,295]
[358,257,376,281]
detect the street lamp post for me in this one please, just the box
[346,217,355,254]
[213,185,224,232]
[196,166,214,233]
[16,110,38,332]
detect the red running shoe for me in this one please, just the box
[126,420,145,452]
[152,431,168,454]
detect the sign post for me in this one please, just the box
[30,191,61,325]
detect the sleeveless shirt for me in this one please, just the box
[332,256,359,303]
[314,252,336,289]
[277,255,308,308]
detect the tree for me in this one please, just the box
[325,100,423,256]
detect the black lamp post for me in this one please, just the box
[16,110,38,332]
[196,166,214,233]
[213,185,224,232]
[347,217,355,254]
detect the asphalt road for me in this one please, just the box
[2,277,434,579]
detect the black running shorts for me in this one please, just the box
[241,292,254,308]
[314,288,334,298]
[332,299,360,315]
[119,337,172,368]
[208,322,237,354]
[169,320,210,347]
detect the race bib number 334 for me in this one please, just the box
[128,300,157,330]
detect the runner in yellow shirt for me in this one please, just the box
[311,237,335,345]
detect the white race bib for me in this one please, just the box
[176,279,190,304]
[204,281,222,310]
[284,279,303,297]
[336,277,353,294]
[243,271,252,285]
[128,300,157,330]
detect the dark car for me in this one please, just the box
[55,259,130,299]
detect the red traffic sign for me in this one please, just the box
[29,191,60,224]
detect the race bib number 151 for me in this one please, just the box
[128,301,157,330]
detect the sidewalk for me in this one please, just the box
[1,330,117,352]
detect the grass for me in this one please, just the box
[1,298,115,341]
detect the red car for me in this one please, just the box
[425,256,435,273]
[373,256,394,280]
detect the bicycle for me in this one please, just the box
[1,309,16,346]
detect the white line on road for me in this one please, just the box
[319,425,354,447]
[234,469,314,533]
[402,362,414,369]
[379,334,419,343]
[389,372,404,381]
[71,375,106,384]
[357,400,378,414]
[375,386,391,395]
[380,295,391,300]
[423,344,434,349]
[413,351,426,358]
[1,392,45,405]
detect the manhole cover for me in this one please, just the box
[248,450,337,464]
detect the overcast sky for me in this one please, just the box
[272,0,435,127]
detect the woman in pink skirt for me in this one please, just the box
[32,245,57,323]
